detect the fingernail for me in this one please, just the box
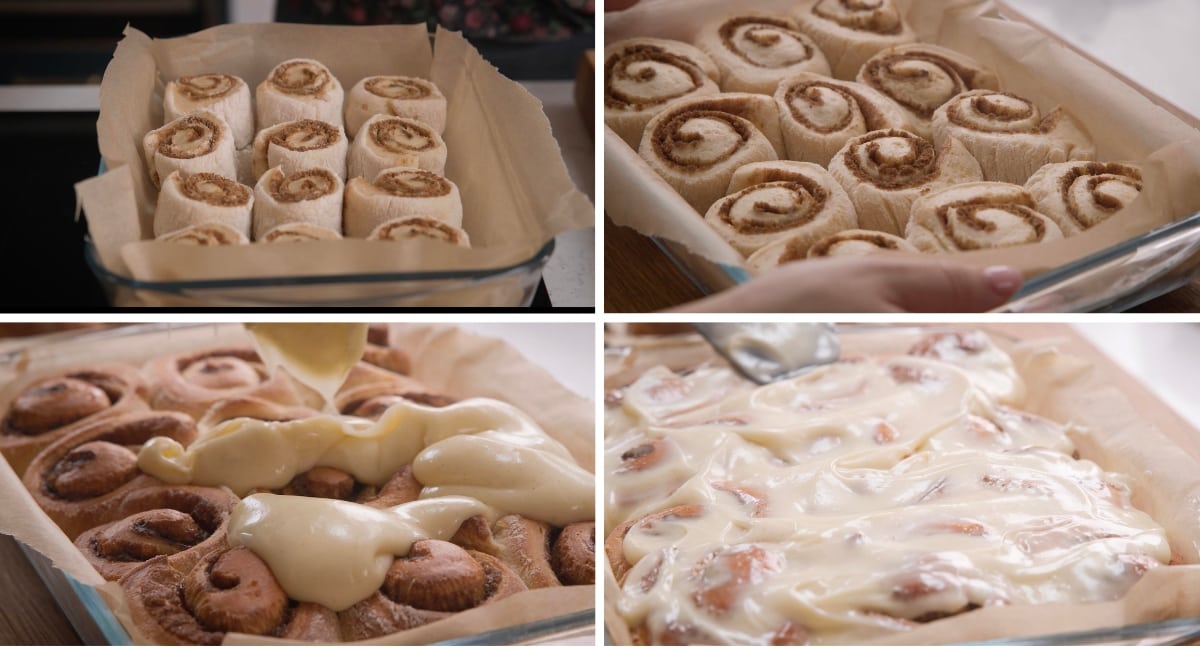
[984,266,1023,295]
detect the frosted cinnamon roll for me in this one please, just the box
[153,171,253,240]
[748,228,916,269]
[156,222,249,246]
[828,129,983,235]
[1,364,148,476]
[905,181,1065,252]
[604,37,721,148]
[260,222,343,243]
[163,74,253,148]
[145,347,304,419]
[251,118,347,180]
[344,167,463,237]
[774,72,909,165]
[367,217,471,247]
[1025,161,1143,236]
[931,90,1096,185]
[142,111,237,189]
[857,44,1000,139]
[639,97,779,214]
[704,162,856,257]
[348,114,447,179]
[693,13,831,95]
[792,0,917,80]
[256,58,344,129]
[252,166,344,240]
[345,75,447,138]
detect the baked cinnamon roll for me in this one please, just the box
[142,111,237,189]
[252,166,344,241]
[334,362,455,418]
[251,118,348,180]
[153,171,253,240]
[144,347,304,419]
[256,58,344,129]
[604,37,720,148]
[693,12,831,94]
[1024,161,1143,236]
[348,114,448,179]
[774,72,910,166]
[905,181,1065,252]
[344,167,463,237]
[163,73,253,148]
[345,75,447,138]
[792,0,918,79]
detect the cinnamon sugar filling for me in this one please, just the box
[812,0,904,34]
[936,195,1049,250]
[651,109,754,171]
[718,179,830,234]
[267,119,340,151]
[365,76,432,100]
[811,231,902,257]
[860,52,974,118]
[177,172,251,207]
[176,74,237,100]
[269,60,332,97]
[374,218,463,243]
[718,16,815,68]
[946,92,1046,133]
[369,118,437,153]
[605,44,708,110]
[1058,162,1143,230]
[268,168,337,203]
[156,115,222,159]
[842,130,938,189]
[374,169,451,197]
[784,80,887,133]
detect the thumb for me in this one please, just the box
[890,262,1024,313]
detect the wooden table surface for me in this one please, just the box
[605,216,1200,313]
[0,534,81,645]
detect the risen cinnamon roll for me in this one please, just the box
[604,37,721,148]
[348,114,448,179]
[252,166,344,240]
[142,111,237,189]
[905,181,1065,252]
[334,362,455,418]
[774,72,910,165]
[252,118,348,180]
[345,75,447,138]
[163,73,253,148]
[145,347,304,419]
[344,167,463,237]
[749,228,916,270]
[828,128,983,235]
[153,171,253,240]
[1024,161,1143,236]
[256,58,344,129]
[792,0,917,79]
[367,216,471,247]
[857,43,1000,139]
[693,13,831,94]
[931,90,1096,185]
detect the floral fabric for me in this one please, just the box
[278,0,594,41]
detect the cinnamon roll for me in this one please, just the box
[704,163,857,257]
[639,96,779,214]
[345,75,447,138]
[749,228,916,269]
[604,37,721,148]
[367,217,471,247]
[857,44,1000,139]
[259,221,343,243]
[344,167,463,237]
[931,90,1096,185]
[156,222,249,246]
[252,166,344,240]
[792,0,918,80]
[196,396,319,428]
[362,324,412,376]
[153,171,253,240]
[21,411,198,539]
[693,13,831,95]
[1,364,148,475]
[256,58,345,129]
[334,362,455,418]
[142,111,237,189]
[828,128,983,235]
[1024,161,1143,236]
[773,72,910,165]
[451,514,562,589]
[552,522,596,585]
[145,347,304,419]
[163,73,253,148]
[251,118,348,180]
[905,181,1065,252]
[348,114,447,179]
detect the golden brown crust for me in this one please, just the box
[196,395,319,429]
[145,347,304,419]
[552,522,596,585]
[357,465,423,509]
[335,362,455,418]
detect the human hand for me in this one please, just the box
[671,256,1024,313]
[606,0,640,11]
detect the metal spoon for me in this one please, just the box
[690,323,840,385]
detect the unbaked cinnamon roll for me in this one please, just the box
[857,43,1000,139]
[345,75,447,138]
[367,216,471,247]
[156,222,249,246]
[348,114,447,179]
[773,72,910,165]
[163,73,253,149]
[251,118,348,180]
[792,0,918,80]
[704,162,857,257]
[1,364,148,475]
[153,171,253,240]
[252,166,344,240]
[256,58,345,129]
[604,37,720,148]
[828,129,983,235]
[1024,161,1143,236]
[344,167,463,237]
[931,90,1096,185]
[693,13,831,94]
[142,111,237,189]
[145,347,305,419]
[259,221,343,243]
[749,228,916,269]
[905,181,1065,252]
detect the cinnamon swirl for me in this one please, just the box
[748,228,916,269]
[857,44,1000,139]
[156,222,249,246]
[145,346,304,419]
[345,75,447,138]
[828,128,983,235]
[931,90,1096,185]
[1025,161,1143,236]
[773,72,910,165]
[333,362,454,417]
[252,166,344,240]
[905,181,1065,252]
[604,37,721,148]
[142,111,237,189]
[256,58,344,129]
[153,171,253,240]
[259,221,343,243]
[344,167,463,237]
[693,13,831,94]
[348,114,447,179]
[367,216,471,247]
[792,0,917,80]
[163,73,253,148]
[704,162,856,257]
[251,118,348,180]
